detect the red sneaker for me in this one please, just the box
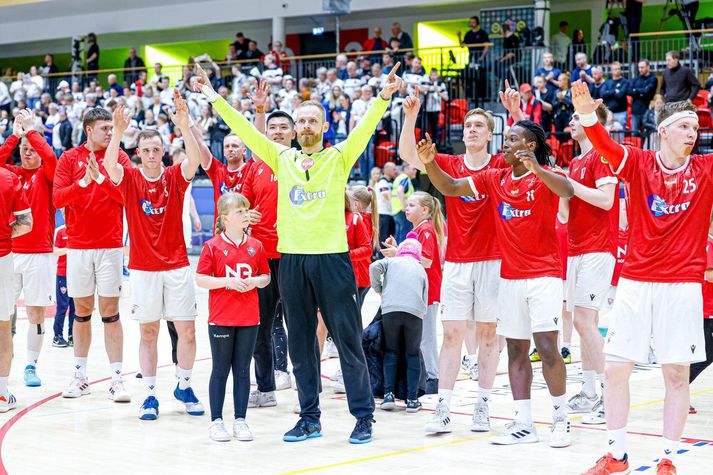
[656,459,676,475]
[689,405,697,414]
[581,453,630,474]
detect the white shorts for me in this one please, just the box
[440,260,500,323]
[129,266,197,322]
[497,276,563,340]
[565,252,615,312]
[0,254,15,321]
[67,248,123,298]
[605,278,706,365]
[13,253,55,307]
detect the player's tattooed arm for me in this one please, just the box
[417,133,472,196]
[11,210,33,237]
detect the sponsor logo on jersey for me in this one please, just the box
[289,185,326,205]
[247,246,256,257]
[220,182,239,195]
[140,199,166,216]
[647,194,690,217]
[498,202,532,220]
[458,192,487,203]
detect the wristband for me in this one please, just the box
[95,173,105,185]
[256,105,265,113]
[579,111,598,127]
[78,177,89,188]
[200,84,220,103]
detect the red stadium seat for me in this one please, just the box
[622,136,643,148]
[694,90,709,108]
[696,109,713,129]
[375,143,396,167]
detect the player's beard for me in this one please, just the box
[298,132,322,148]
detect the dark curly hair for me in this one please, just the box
[513,120,552,166]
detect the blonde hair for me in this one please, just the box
[411,191,445,247]
[350,185,379,249]
[463,108,494,132]
[215,192,250,235]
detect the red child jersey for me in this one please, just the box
[0,168,31,257]
[614,147,713,283]
[555,216,568,279]
[196,233,270,326]
[567,148,619,256]
[346,211,372,288]
[206,156,252,223]
[611,228,629,286]
[1,131,57,253]
[55,226,68,276]
[704,234,713,319]
[413,220,442,305]
[435,153,505,263]
[470,168,563,280]
[53,144,130,249]
[115,164,190,271]
[241,158,279,258]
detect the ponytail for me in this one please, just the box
[350,185,379,249]
[215,215,225,235]
[412,191,445,247]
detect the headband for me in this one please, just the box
[657,110,698,131]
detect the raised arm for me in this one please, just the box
[104,105,130,184]
[499,79,526,123]
[417,134,473,196]
[249,79,270,135]
[398,85,424,171]
[167,89,200,180]
[190,122,212,170]
[517,149,574,198]
[194,64,284,171]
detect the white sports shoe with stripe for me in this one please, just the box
[549,415,571,448]
[489,421,539,445]
[0,393,17,413]
[567,391,598,414]
[424,402,453,433]
[108,379,131,403]
[62,374,91,398]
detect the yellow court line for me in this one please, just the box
[280,433,493,475]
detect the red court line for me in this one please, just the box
[0,357,211,475]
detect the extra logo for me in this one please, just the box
[140,199,166,216]
[289,185,326,205]
[647,194,690,217]
[220,182,239,195]
[498,202,532,220]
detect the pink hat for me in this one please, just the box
[396,238,422,261]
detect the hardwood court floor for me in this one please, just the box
[1,258,712,474]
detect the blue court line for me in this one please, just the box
[633,444,709,471]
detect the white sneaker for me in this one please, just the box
[324,337,339,358]
[469,363,479,381]
[332,370,345,393]
[62,373,91,398]
[567,391,598,414]
[471,401,490,432]
[461,356,478,380]
[293,402,301,414]
[233,418,253,441]
[489,421,539,445]
[108,379,131,403]
[549,415,572,448]
[247,390,277,408]
[581,397,605,425]
[424,402,452,433]
[0,393,17,413]
[209,419,231,442]
[274,370,292,391]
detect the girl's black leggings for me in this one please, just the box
[382,311,422,400]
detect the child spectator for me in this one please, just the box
[52,224,74,348]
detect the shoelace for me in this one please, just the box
[474,405,487,419]
[355,417,374,432]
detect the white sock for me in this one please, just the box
[514,399,532,424]
[144,376,157,396]
[27,322,44,365]
[662,438,679,463]
[110,362,122,382]
[437,388,452,407]
[608,427,627,460]
[74,357,88,378]
[478,387,491,405]
[597,372,605,394]
[551,394,567,418]
[176,367,192,390]
[562,342,571,351]
[0,376,8,396]
[582,370,597,397]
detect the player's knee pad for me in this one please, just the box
[102,314,120,324]
[74,315,92,323]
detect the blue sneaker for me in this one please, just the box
[139,396,159,420]
[24,365,41,387]
[283,418,322,442]
[123,266,130,277]
[349,416,374,444]
[173,384,205,415]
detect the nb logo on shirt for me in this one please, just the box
[647,194,690,217]
[289,185,326,206]
[498,202,532,220]
[226,264,252,279]
[140,199,166,216]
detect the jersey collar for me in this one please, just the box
[140,166,165,182]
[655,152,690,175]
[220,232,248,248]
[511,170,533,181]
[463,153,491,172]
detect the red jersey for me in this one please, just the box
[567,148,619,256]
[196,233,270,326]
[611,228,629,286]
[469,168,563,280]
[53,144,130,249]
[205,156,251,223]
[614,147,713,283]
[55,226,68,276]
[555,216,568,279]
[413,220,442,305]
[241,158,279,258]
[435,153,506,263]
[346,211,372,288]
[114,165,190,272]
[0,167,31,258]
[704,234,713,319]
